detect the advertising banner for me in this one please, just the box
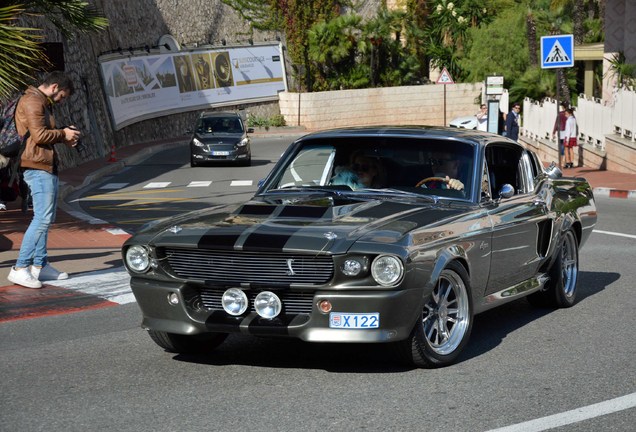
[99,43,287,130]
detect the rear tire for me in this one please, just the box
[528,229,579,308]
[397,261,473,368]
[148,330,227,354]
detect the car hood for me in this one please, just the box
[194,132,245,144]
[139,194,466,254]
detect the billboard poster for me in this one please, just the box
[99,44,287,130]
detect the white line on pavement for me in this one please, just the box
[144,182,171,188]
[45,267,134,305]
[486,392,636,432]
[188,181,212,187]
[230,180,253,186]
[593,229,636,240]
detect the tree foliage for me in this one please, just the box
[0,1,108,100]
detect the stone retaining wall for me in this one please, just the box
[279,83,483,130]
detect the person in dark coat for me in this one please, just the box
[505,103,521,141]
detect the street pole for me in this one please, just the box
[443,85,447,126]
[556,69,562,169]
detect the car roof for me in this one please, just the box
[199,111,241,119]
[295,125,513,149]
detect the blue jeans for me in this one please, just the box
[15,169,58,268]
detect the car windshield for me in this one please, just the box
[197,117,244,134]
[263,137,475,200]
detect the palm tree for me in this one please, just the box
[0,1,108,101]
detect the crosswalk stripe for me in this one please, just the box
[99,183,129,190]
[45,267,134,305]
[144,182,172,188]
[231,180,253,186]
[188,181,213,187]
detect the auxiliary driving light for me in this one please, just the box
[222,288,248,316]
[254,291,282,319]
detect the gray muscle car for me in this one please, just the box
[123,126,597,368]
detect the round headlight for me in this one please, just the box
[222,288,248,316]
[342,259,363,276]
[371,255,403,286]
[254,291,282,319]
[125,245,150,273]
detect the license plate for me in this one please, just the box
[329,313,379,329]
[212,151,230,156]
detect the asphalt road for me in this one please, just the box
[1,137,635,431]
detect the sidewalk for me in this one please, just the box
[2,129,636,289]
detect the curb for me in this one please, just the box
[592,187,636,199]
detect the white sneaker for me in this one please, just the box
[31,264,69,281]
[8,267,43,289]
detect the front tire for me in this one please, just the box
[148,330,227,354]
[528,229,579,308]
[398,261,473,368]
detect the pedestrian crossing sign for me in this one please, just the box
[541,35,574,69]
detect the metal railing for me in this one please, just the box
[521,89,636,151]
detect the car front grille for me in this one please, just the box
[163,247,334,286]
[199,288,314,314]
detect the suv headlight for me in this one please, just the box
[237,137,249,147]
[125,245,150,273]
[192,138,204,147]
[371,255,403,286]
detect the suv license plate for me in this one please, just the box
[329,313,379,329]
[212,151,230,156]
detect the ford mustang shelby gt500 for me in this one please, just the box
[123,126,597,368]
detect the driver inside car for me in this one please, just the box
[417,152,465,191]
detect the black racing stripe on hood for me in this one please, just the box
[279,205,330,218]
[197,232,242,250]
[237,204,276,216]
[241,228,301,251]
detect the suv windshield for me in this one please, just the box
[197,116,244,134]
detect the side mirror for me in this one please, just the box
[545,161,562,179]
[247,128,255,134]
[498,184,515,199]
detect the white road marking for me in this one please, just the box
[144,182,171,188]
[105,227,130,236]
[231,180,253,186]
[188,181,212,187]
[100,182,129,189]
[45,267,134,305]
[486,392,636,432]
[593,229,636,240]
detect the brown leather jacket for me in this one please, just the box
[15,86,66,174]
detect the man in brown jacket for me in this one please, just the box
[7,71,81,289]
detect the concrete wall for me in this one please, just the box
[279,83,483,130]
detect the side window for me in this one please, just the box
[485,143,524,197]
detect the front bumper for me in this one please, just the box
[130,277,424,343]
[190,144,250,163]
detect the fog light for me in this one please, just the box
[168,293,179,305]
[254,291,282,319]
[222,288,248,316]
[318,300,332,313]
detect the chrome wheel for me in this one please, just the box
[422,268,471,355]
[560,230,578,298]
